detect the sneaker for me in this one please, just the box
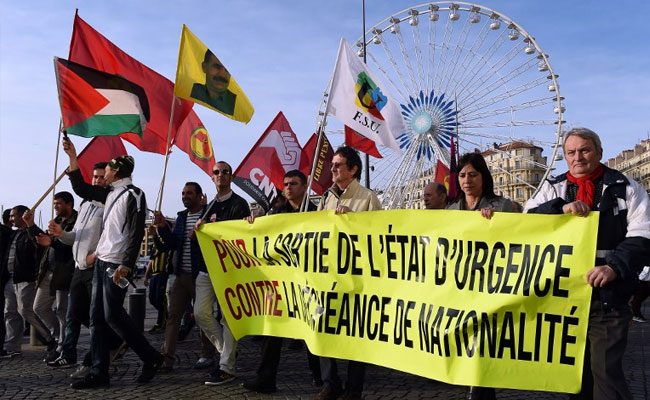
[194,357,214,369]
[312,378,324,387]
[148,324,164,334]
[205,369,235,385]
[0,350,21,359]
[47,355,77,368]
[44,349,60,363]
[315,387,343,400]
[242,379,277,394]
[136,353,164,383]
[633,315,647,323]
[70,365,91,379]
[70,373,110,389]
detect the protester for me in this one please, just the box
[242,170,322,394]
[195,162,251,385]
[46,162,124,376]
[0,209,14,357]
[446,152,515,218]
[446,152,515,400]
[423,182,447,210]
[525,127,650,399]
[143,224,170,334]
[153,182,216,372]
[316,146,381,400]
[2,205,55,358]
[24,191,77,361]
[63,137,164,388]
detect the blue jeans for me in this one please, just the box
[90,260,159,376]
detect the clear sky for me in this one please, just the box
[1,0,649,220]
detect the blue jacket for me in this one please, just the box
[157,206,206,279]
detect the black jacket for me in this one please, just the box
[1,228,43,285]
[28,210,77,294]
[158,206,207,279]
[526,166,650,307]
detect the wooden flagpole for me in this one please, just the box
[156,95,177,212]
[32,170,66,213]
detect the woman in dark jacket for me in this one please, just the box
[446,152,515,218]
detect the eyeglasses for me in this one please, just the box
[212,169,231,176]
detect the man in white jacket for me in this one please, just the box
[46,162,122,378]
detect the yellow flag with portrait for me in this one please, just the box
[174,25,254,123]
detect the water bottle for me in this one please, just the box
[106,267,130,289]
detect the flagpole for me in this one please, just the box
[32,171,66,213]
[50,121,65,220]
[361,0,371,189]
[156,95,177,212]
[301,123,327,213]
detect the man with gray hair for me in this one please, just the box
[525,127,650,399]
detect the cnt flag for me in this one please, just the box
[232,112,301,211]
[55,57,149,138]
[174,25,254,123]
[326,38,404,154]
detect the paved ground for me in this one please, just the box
[0,285,648,399]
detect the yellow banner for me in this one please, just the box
[196,209,598,393]
[174,25,254,123]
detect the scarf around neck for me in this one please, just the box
[566,163,604,209]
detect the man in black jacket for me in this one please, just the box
[197,161,250,385]
[63,137,163,389]
[2,205,55,357]
[525,128,650,400]
[242,170,321,394]
[24,191,77,361]
[0,209,14,356]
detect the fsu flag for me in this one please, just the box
[69,13,199,154]
[55,58,149,138]
[233,112,302,211]
[173,111,215,176]
[344,125,382,158]
[300,132,334,195]
[326,38,404,154]
[174,25,254,123]
[77,136,128,184]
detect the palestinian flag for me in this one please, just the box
[54,57,149,138]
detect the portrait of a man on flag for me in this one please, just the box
[190,49,236,116]
[174,25,254,123]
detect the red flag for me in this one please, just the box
[434,160,451,192]
[448,136,458,201]
[68,12,198,154]
[300,132,334,195]
[77,136,128,184]
[173,111,215,176]
[233,112,303,211]
[344,126,382,158]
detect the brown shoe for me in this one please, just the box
[314,386,342,400]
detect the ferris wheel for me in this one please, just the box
[316,2,564,209]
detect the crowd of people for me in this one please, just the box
[0,127,649,400]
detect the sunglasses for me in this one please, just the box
[212,169,231,176]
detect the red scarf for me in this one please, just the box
[566,164,604,209]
